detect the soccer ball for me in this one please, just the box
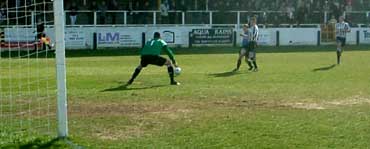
[174,67,182,75]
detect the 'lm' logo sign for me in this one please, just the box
[98,32,120,44]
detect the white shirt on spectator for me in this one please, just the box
[160,3,169,17]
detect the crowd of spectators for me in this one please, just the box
[61,0,370,25]
[209,0,370,25]
[1,0,369,25]
[0,2,6,25]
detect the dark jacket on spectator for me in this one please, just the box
[89,1,99,11]
[108,0,119,10]
[69,4,78,16]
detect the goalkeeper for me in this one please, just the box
[40,34,53,50]
[127,32,180,86]
[34,20,53,51]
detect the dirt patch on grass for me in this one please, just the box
[70,96,370,141]
[95,126,144,141]
[327,96,370,106]
[71,101,196,141]
[70,101,194,118]
[211,96,370,110]
[282,102,325,110]
[213,100,276,109]
[73,96,370,115]
[282,96,370,110]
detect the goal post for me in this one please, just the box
[53,0,68,138]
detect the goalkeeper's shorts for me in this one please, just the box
[140,55,167,67]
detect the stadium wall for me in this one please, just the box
[2,27,370,50]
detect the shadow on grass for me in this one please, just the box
[209,70,242,77]
[102,84,168,92]
[312,64,336,72]
[2,138,67,149]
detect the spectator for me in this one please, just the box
[99,1,108,24]
[345,0,353,11]
[128,1,141,24]
[279,2,287,23]
[160,0,170,24]
[142,0,151,24]
[169,0,177,24]
[323,0,330,11]
[210,0,218,10]
[305,2,313,23]
[177,0,187,12]
[329,15,337,24]
[296,3,307,26]
[197,0,207,10]
[90,1,99,11]
[108,0,119,24]
[331,2,342,20]
[260,2,269,24]
[68,2,78,25]
[0,2,6,25]
[88,1,99,24]
[286,3,295,24]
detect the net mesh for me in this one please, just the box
[0,0,56,145]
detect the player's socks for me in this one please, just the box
[247,61,253,70]
[168,66,176,84]
[336,51,341,65]
[252,61,258,71]
[237,60,241,69]
[128,67,141,84]
[234,60,241,71]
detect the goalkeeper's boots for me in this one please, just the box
[171,81,181,86]
[127,79,134,85]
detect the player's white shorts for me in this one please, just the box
[240,48,247,55]
[248,51,256,61]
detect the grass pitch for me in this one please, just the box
[2,46,370,148]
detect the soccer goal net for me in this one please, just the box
[0,0,67,145]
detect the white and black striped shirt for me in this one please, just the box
[250,25,259,42]
[335,22,350,38]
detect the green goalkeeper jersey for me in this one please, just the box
[141,38,176,63]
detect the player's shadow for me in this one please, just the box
[209,71,241,77]
[2,138,61,148]
[312,64,336,72]
[102,84,167,92]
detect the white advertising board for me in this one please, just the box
[4,28,35,42]
[97,29,142,48]
[65,28,89,49]
[145,27,192,47]
[3,27,369,49]
[360,29,370,44]
[278,28,319,45]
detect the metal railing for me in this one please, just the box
[63,10,370,26]
[1,10,370,27]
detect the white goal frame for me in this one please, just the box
[53,0,68,138]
